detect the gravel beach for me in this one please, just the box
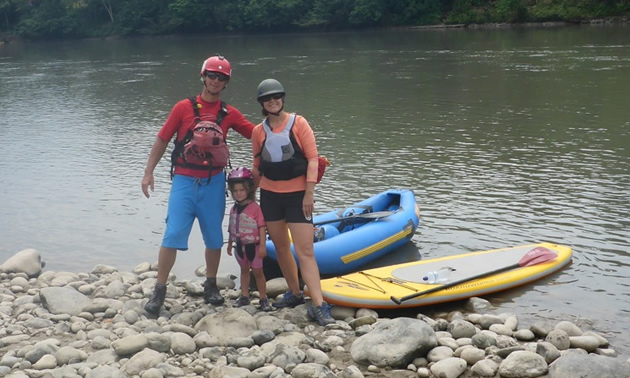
[1,248,629,378]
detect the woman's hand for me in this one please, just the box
[302,190,314,220]
[302,182,316,220]
[258,246,267,259]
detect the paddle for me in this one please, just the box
[390,246,558,305]
[313,210,395,226]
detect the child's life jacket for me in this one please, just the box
[257,113,308,181]
[229,202,261,261]
[170,97,229,180]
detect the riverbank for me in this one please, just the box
[1,17,628,45]
[402,17,629,30]
[1,249,630,377]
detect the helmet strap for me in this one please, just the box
[266,103,284,117]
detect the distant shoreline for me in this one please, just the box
[1,18,628,45]
[399,17,629,30]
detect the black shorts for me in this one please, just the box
[260,189,312,224]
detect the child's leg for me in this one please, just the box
[252,268,267,299]
[240,264,251,298]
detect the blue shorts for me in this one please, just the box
[162,173,226,251]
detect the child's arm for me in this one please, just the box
[257,226,267,259]
[226,235,233,256]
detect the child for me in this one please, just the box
[226,167,272,311]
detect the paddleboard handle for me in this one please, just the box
[390,296,403,305]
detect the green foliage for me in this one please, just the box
[348,0,386,26]
[0,0,21,32]
[14,0,82,38]
[212,0,246,31]
[168,0,214,32]
[300,0,354,28]
[113,0,172,35]
[494,0,527,22]
[300,0,444,28]
[239,0,312,31]
[385,0,444,25]
[446,0,488,23]
[4,0,630,40]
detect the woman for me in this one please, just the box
[251,78,335,326]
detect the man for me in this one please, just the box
[141,55,254,315]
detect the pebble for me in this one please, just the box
[1,248,630,377]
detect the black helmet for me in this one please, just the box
[257,79,285,102]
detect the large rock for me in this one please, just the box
[498,351,548,378]
[194,308,257,343]
[39,286,92,315]
[120,348,165,376]
[549,353,630,378]
[0,248,43,277]
[350,317,437,368]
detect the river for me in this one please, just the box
[1,25,629,355]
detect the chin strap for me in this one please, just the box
[264,104,284,117]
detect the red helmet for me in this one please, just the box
[227,167,253,182]
[200,55,232,78]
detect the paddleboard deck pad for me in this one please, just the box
[317,242,572,309]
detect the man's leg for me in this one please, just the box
[145,175,195,315]
[203,247,224,305]
[145,246,177,315]
[197,172,226,306]
[205,247,221,277]
[157,247,177,283]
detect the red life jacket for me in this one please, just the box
[170,97,229,181]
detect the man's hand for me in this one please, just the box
[141,174,154,198]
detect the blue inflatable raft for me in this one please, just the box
[265,189,420,276]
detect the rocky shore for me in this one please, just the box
[1,248,630,378]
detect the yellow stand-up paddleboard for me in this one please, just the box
[312,242,572,309]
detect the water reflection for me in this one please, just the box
[1,26,630,355]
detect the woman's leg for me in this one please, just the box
[288,222,324,306]
[266,220,301,294]
[252,268,267,299]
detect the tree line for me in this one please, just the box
[1,0,628,41]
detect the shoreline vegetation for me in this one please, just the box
[1,18,628,46]
[0,0,629,43]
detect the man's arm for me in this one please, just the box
[227,106,255,139]
[141,136,169,198]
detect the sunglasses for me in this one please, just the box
[259,93,284,102]
[205,72,229,82]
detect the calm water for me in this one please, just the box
[1,26,629,355]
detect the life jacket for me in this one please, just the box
[170,97,229,180]
[229,202,260,261]
[257,113,308,181]
[256,113,332,184]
